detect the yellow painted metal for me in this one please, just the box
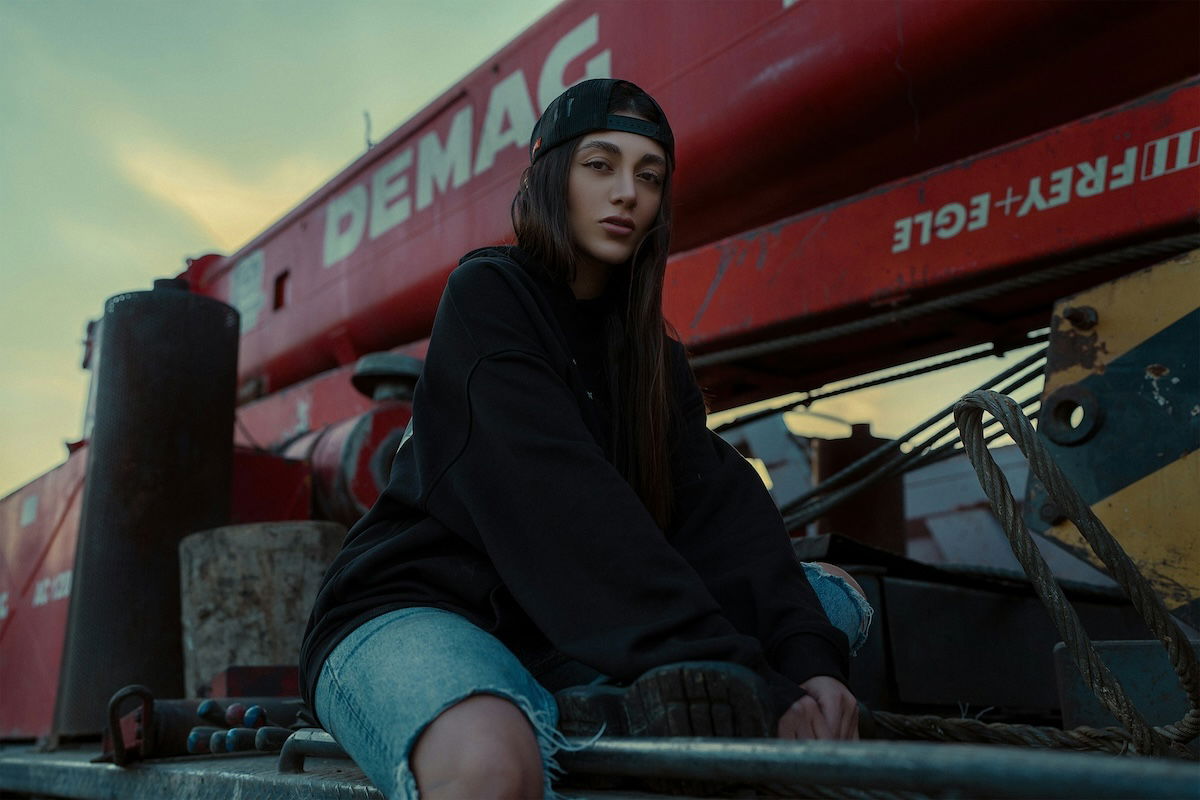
[1043,250,1199,396]
[1042,250,1199,615]
[1047,450,1200,612]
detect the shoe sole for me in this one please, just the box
[556,661,772,738]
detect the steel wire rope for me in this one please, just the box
[784,395,1040,531]
[689,233,1200,369]
[779,347,1045,520]
[781,358,1045,530]
[711,336,1046,435]
[796,333,1049,409]
[759,783,928,800]
[866,711,1143,755]
[944,390,1200,757]
[906,396,1042,470]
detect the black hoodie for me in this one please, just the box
[299,246,849,723]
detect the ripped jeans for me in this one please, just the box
[313,562,872,799]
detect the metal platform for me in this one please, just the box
[4,738,1197,800]
[0,743,665,800]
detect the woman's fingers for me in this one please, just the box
[798,675,860,740]
[807,697,834,739]
[841,697,859,740]
[779,679,865,741]
[778,696,830,740]
[821,686,855,740]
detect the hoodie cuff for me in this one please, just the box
[763,670,807,725]
[771,629,851,688]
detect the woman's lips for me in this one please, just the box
[600,217,635,235]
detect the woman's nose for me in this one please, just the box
[610,170,637,207]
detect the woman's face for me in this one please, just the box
[566,127,667,273]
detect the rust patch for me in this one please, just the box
[1145,363,1170,378]
[1045,318,1108,376]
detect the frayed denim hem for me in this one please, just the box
[392,688,599,800]
[802,561,875,655]
[315,607,582,799]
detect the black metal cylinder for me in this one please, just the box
[53,282,239,735]
[813,423,906,554]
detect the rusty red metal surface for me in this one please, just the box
[0,449,87,738]
[186,0,1198,401]
[234,340,426,451]
[229,449,312,524]
[0,446,309,740]
[282,403,413,526]
[6,0,1200,744]
[668,78,1200,408]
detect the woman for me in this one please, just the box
[300,79,872,800]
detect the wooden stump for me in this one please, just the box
[178,521,345,697]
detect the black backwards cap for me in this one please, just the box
[530,78,674,167]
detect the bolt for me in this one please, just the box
[1062,305,1098,330]
[1040,502,1065,524]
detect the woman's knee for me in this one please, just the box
[814,561,865,598]
[410,694,544,799]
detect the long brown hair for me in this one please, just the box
[511,81,676,529]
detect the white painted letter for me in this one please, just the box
[369,149,414,241]
[1046,167,1072,208]
[1075,157,1107,197]
[1109,146,1137,190]
[475,71,537,176]
[934,203,966,239]
[1017,177,1048,217]
[323,185,368,267]
[913,211,934,246]
[967,193,990,231]
[417,106,473,211]
[891,217,912,253]
[538,14,612,112]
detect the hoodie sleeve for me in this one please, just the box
[405,260,806,718]
[664,340,850,687]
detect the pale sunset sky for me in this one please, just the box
[0,0,1038,498]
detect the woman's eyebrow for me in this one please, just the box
[578,139,621,155]
[579,139,667,168]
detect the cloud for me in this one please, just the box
[108,121,331,252]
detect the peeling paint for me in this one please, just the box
[284,397,312,441]
[691,247,734,328]
[1144,364,1173,409]
[754,236,769,271]
[785,214,827,272]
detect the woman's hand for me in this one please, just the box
[777,676,859,740]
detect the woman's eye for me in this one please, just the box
[639,172,663,186]
[583,160,609,171]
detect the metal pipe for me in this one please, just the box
[557,738,1199,799]
[276,729,350,774]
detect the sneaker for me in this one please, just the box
[555,661,773,738]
